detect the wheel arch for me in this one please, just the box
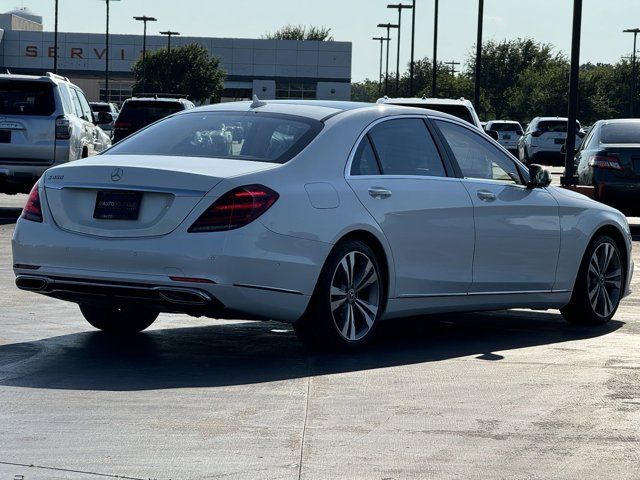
[591,223,629,274]
[332,228,395,299]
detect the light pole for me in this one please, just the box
[432,0,439,97]
[387,3,413,96]
[100,0,120,103]
[372,36,389,96]
[160,30,180,53]
[377,23,399,96]
[53,0,59,73]
[623,28,640,117]
[561,0,583,186]
[133,15,157,93]
[474,0,484,109]
[409,0,416,96]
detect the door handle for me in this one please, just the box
[476,190,496,202]
[368,187,392,199]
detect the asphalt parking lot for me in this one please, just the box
[0,190,639,480]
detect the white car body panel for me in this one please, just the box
[12,101,633,325]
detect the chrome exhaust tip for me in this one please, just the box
[157,288,211,306]
[15,275,49,292]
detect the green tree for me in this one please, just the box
[263,25,333,41]
[131,43,226,103]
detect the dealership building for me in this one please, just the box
[0,7,352,103]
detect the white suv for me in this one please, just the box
[485,120,523,154]
[376,97,482,130]
[518,116,584,166]
[0,72,111,193]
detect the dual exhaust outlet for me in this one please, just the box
[15,275,211,306]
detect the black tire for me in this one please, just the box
[561,235,625,325]
[80,304,159,333]
[293,240,386,351]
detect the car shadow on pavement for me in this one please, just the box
[0,309,623,391]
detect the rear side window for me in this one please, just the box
[118,101,184,124]
[91,103,111,113]
[364,118,446,177]
[601,122,640,144]
[351,136,381,175]
[107,111,323,164]
[0,81,55,116]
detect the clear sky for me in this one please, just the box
[11,0,640,81]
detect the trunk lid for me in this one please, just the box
[44,154,279,238]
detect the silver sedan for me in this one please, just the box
[12,100,633,350]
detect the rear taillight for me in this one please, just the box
[55,115,71,140]
[588,155,623,171]
[188,185,279,233]
[21,181,43,223]
[114,120,131,129]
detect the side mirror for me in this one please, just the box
[560,143,567,154]
[96,111,113,125]
[486,130,499,140]
[527,164,552,189]
[577,129,586,139]
[516,129,524,136]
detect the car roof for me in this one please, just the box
[600,118,640,125]
[488,120,520,124]
[183,99,466,123]
[376,96,474,107]
[125,97,190,103]
[537,117,570,122]
[0,73,69,84]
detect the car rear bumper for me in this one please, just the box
[529,150,565,165]
[12,217,331,322]
[595,181,640,215]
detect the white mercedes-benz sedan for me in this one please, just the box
[12,100,634,350]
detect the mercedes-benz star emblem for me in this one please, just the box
[111,168,124,182]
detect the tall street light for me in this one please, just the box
[53,0,59,73]
[377,23,399,96]
[387,3,413,96]
[432,0,439,97]
[561,0,583,186]
[623,28,640,117]
[100,0,120,103]
[133,15,157,93]
[409,0,416,96]
[160,30,180,53]
[474,0,484,109]
[372,36,389,96]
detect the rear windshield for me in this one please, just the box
[601,122,640,144]
[401,103,474,125]
[117,101,183,125]
[537,120,580,133]
[91,103,111,113]
[489,122,521,132]
[107,111,323,164]
[0,81,55,116]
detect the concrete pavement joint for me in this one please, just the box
[0,460,147,479]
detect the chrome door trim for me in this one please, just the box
[398,289,569,298]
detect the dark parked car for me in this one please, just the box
[576,118,640,216]
[113,96,194,143]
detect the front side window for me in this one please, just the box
[362,118,446,177]
[107,111,323,164]
[435,120,522,184]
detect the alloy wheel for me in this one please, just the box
[330,251,381,341]
[587,241,622,318]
